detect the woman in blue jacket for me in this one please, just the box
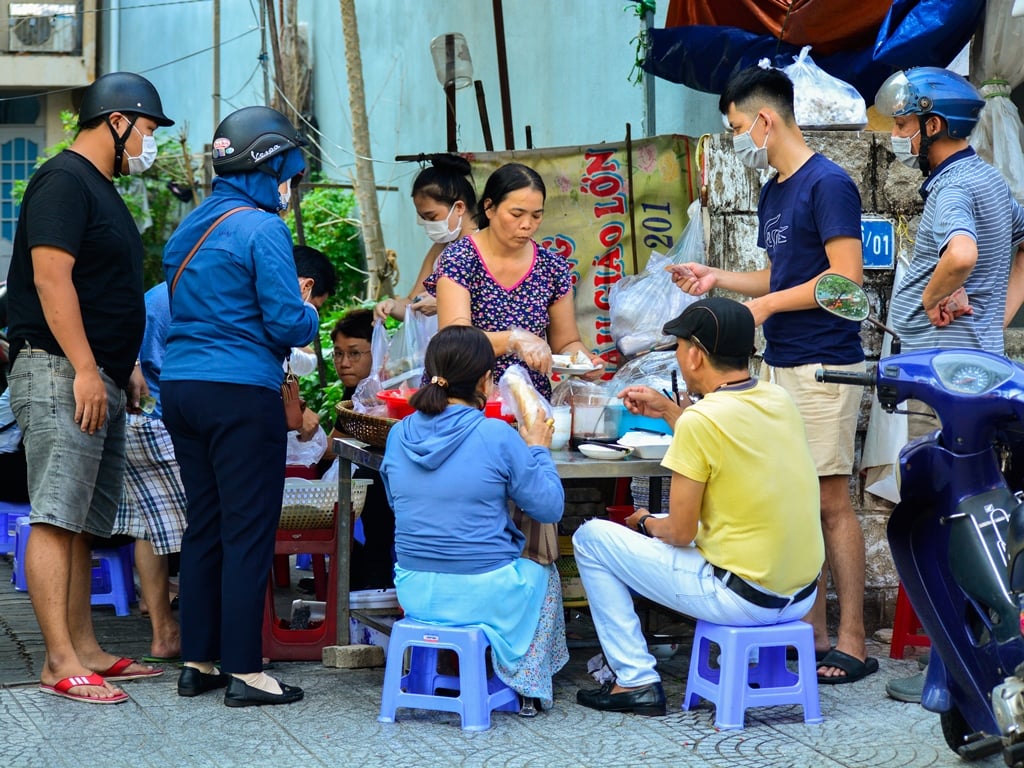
[380,325,568,716]
[160,107,318,707]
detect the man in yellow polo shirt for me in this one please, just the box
[574,297,827,716]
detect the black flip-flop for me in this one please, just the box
[816,649,879,685]
[786,646,832,663]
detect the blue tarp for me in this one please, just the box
[643,0,986,101]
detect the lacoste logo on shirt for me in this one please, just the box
[764,213,789,250]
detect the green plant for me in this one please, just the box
[625,0,656,86]
[285,179,366,312]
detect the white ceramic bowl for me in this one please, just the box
[648,642,679,661]
[577,443,633,460]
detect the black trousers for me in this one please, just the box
[162,380,286,674]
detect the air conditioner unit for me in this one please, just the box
[8,9,76,54]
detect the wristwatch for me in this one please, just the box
[636,514,655,537]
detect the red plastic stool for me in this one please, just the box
[889,582,931,659]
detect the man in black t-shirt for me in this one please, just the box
[6,73,173,705]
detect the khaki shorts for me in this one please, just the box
[765,361,863,477]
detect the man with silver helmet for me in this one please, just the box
[6,72,173,704]
[160,106,318,707]
[877,67,1024,703]
[880,67,1024,358]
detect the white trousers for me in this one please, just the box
[572,519,817,688]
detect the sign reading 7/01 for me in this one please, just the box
[861,217,895,270]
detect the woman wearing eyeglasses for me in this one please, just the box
[322,308,396,590]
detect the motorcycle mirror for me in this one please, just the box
[813,274,870,321]
[813,274,903,354]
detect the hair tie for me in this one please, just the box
[431,375,449,389]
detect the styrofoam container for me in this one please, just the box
[616,430,672,460]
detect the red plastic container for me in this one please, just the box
[377,389,514,423]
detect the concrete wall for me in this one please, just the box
[703,130,930,632]
[111,0,725,300]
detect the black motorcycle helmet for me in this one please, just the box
[78,72,174,128]
[211,106,307,177]
[78,72,173,177]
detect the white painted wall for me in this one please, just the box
[113,0,722,297]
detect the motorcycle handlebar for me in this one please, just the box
[815,368,876,387]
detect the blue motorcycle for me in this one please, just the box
[815,274,1024,764]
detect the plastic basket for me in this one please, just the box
[279,478,371,529]
[334,400,397,449]
[556,535,586,602]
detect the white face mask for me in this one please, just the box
[732,116,770,171]
[126,126,158,175]
[891,129,921,169]
[417,203,462,244]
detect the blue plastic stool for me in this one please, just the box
[11,516,31,591]
[0,501,30,555]
[378,618,520,731]
[295,553,313,571]
[682,619,823,729]
[90,545,135,617]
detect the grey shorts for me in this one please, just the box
[8,349,127,537]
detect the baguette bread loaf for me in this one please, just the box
[499,365,550,430]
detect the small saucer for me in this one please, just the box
[577,443,633,460]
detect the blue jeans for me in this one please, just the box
[8,349,126,536]
[572,519,817,688]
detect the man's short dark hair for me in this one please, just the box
[330,308,373,344]
[293,245,337,301]
[719,66,796,123]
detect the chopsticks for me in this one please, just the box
[671,371,681,406]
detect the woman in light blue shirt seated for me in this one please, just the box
[380,325,568,717]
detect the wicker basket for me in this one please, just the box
[279,478,370,529]
[334,400,398,449]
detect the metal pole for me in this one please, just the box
[625,123,639,275]
[212,0,220,129]
[445,34,457,152]
[492,0,515,150]
[642,5,655,136]
[474,80,493,151]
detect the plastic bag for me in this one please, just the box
[610,350,684,398]
[498,364,552,427]
[352,321,390,416]
[663,199,707,265]
[609,251,697,357]
[784,46,867,129]
[381,310,436,389]
[285,426,327,467]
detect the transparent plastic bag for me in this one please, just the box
[285,426,327,467]
[783,46,867,129]
[663,199,707,265]
[498,364,552,428]
[610,350,684,397]
[609,251,697,357]
[381,311,436,389]
[352,321,390,416]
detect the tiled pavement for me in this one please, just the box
[0,556,998,768]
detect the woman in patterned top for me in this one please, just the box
[425,163,603,398]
